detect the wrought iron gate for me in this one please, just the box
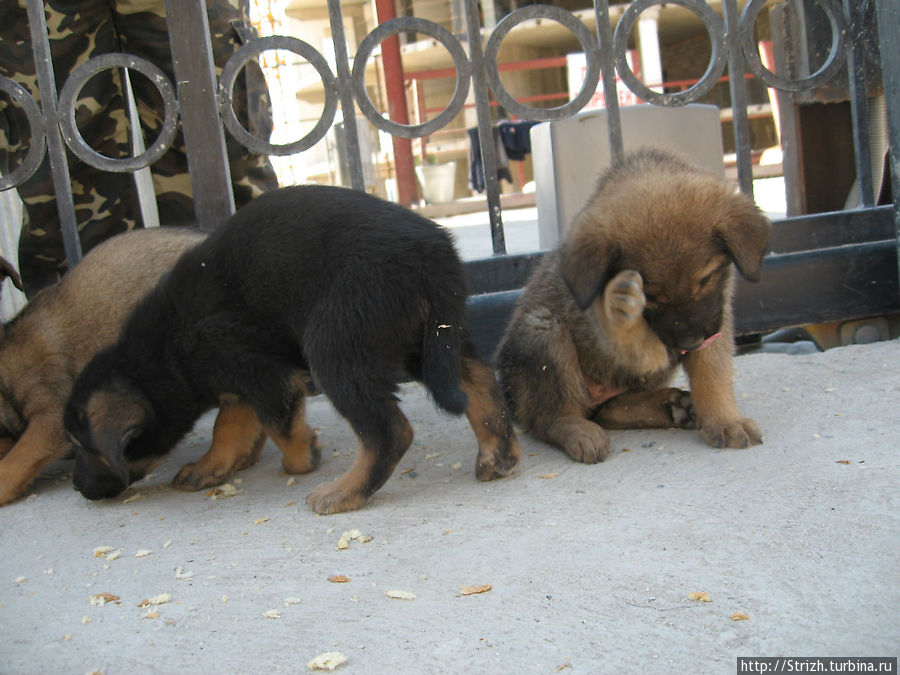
[1,0,898,357]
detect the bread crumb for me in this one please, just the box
[730,611,751,621]
[687,591,711,602]
[328,575,350,583]
[89,593,120,606]
[460,584,492,596]
[137,593,171,608]
[307,651,347,671]
[385,589,416,600]
[263,609,281,619]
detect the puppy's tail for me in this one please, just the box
[421,300,469,416]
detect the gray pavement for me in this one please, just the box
[2,339,898,673]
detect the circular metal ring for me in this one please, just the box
[58,53,178,172]
[0,76,46,189]
[352,17,471,139]
[740,0,846,92]
[484,5,600,120]
[220,36,337,155]
[614,0,727,106]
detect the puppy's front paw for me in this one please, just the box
[604,270,645,325]
[547,417,610,463]
[306,480,367,515]
[700,417,762,449]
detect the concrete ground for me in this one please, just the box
[2,338,898,673]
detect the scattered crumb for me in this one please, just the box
[134,549,152,558]
[286,476,297,486]
[174,567,194,581]
[81,616,91,625]
[92,546,114,558]
[207,483,240,499]
[539,473,558,479]
[89,593,120,606]
[730,611,751,621]
[263,609,281,619]
[142,610,159,620]
[460,584,492,596]
[336,529,372,550]
[254,517,271,525]
[284,597,302,607]
[163,540,172,549]
[137,593,171,608]
[307,651,347,671]
[123,492,145,504]
[328,575,351,583]
[451,462,462,470]
[621,448,631,452]
[105,550,122,562]
[687,591,711,602]
[14,576,26,584]
[384,589,416,600]
[835,460,851,465]
[557,658,572,671]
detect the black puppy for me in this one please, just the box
[64,185,521,514]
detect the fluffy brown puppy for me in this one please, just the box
[496,148,771,462]
[0,228,267,505]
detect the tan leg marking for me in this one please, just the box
[265,397,320,475]
[682,314,762,448]
[306,402,413,515]
[173,399,265,491]
[594,388,695,430]
[0,420,68,505]
[460,357,521,481]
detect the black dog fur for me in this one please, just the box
[64,185,520,514]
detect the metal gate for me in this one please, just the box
[1,0,898,357]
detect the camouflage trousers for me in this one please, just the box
[0,0,279,296]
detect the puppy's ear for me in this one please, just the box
[716,193,772,282]
[67,378,153,487]
[559,232,620,310]
[0,256,24,339]
[0,256,24,294]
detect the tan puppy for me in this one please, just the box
[0,228,268,504]
[496,148,771,462]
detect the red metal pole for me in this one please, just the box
[374,0,419,206]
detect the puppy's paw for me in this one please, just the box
[700,417,763,449]
[475,433,521,481]
[604,269,645,326]
[667,389,697,429]
[282,435,321,475]
[547,417,610,463]
[306,481,367,515]
[173,462,233,491]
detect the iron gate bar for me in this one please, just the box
[164,0,235,231]
[844,0,875,209]
[24,0,82,264]
[327,0,365,192]
[725,0,755,196]
[464,0,506,255]
[593,0,625,162]
[874,0,900,283]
